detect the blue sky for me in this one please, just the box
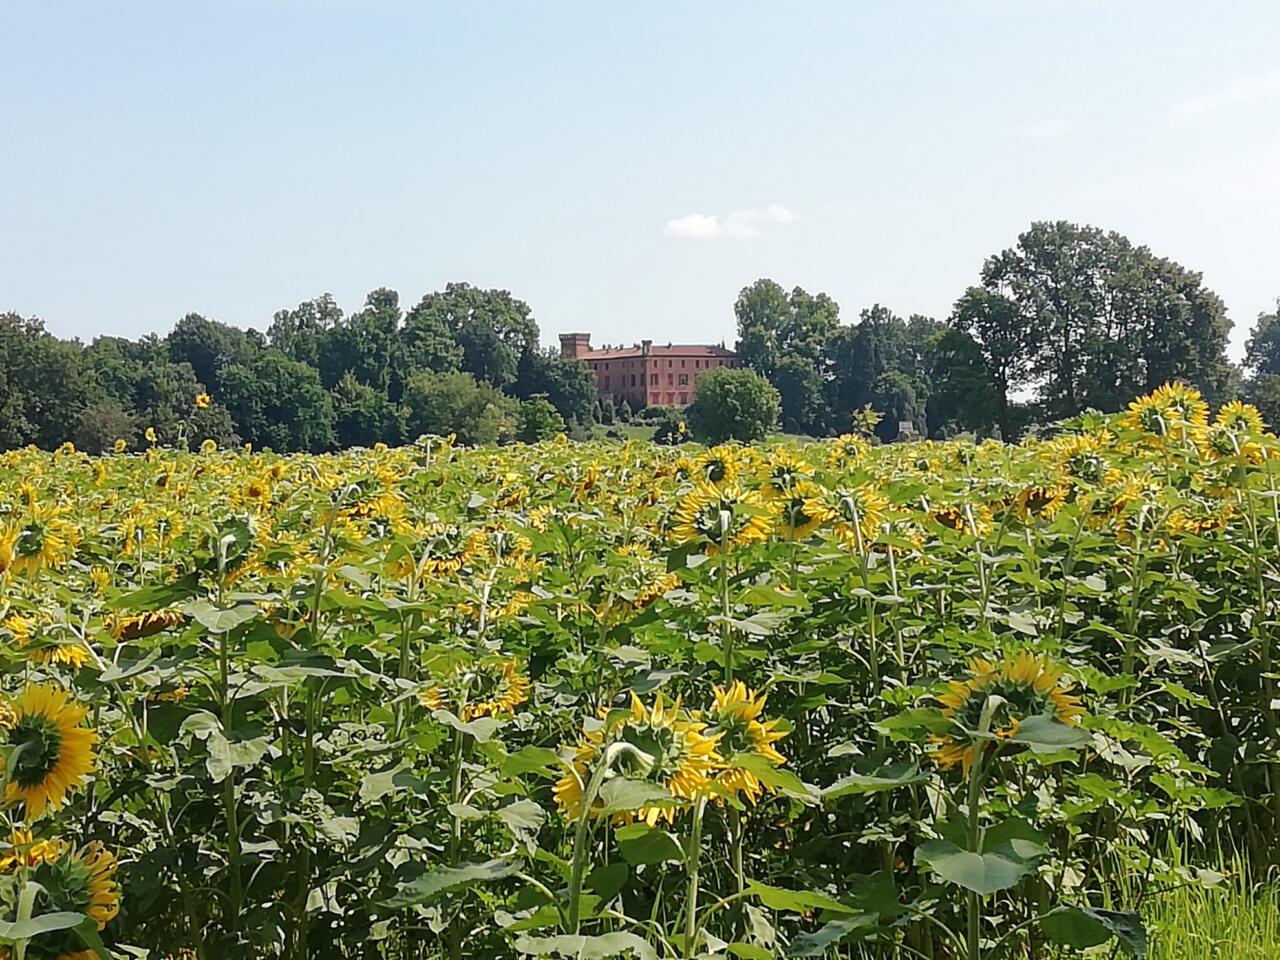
[3,1,1278,358]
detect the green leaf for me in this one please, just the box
[915,839,1043,895]
[727,943,775,959]
[731,754,819,803]
[615,824,685,865]
[1041,906,1147,958]
[433,710,502,743]
[874,708,952,741]
[513,932,656,959]
[183,599,260,634]
[598,778,677,816]
[824,763,925,798]
[497,799,547,841]
[382,858,518,909]
[745,880,858,915]
[501,746,564,778]
[1008,714,1091,753]
[586,862,629,901]
[0,911,92,941]
[106,574,200,611]
[786,915,878,956]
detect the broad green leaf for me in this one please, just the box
[502,746,564,778]
[432,709,502,743]
[0,911,92,940]
[183,599,260,634]
[732,754,819,803]
[786,915,878,956]
[1041,906,1147,958]
[745,880,858,915]
[598,778,676,816]
[497,799,547,841]
[727,943,774,959]
[915,839,1043,895]
[1008,714,1091,753]
[382,858,517,909]
[824,763,925,798]
[615,823,685,865]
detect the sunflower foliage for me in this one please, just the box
[0,384,1275,959]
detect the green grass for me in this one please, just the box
[1142,874,1280,960]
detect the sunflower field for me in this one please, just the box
[1,383,1279,960]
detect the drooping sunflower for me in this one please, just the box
[825,433,868,470]
[1,684,98,818]
[0,839,121,960]
[671,483,774,555]
[413,524,489,578]
[1013,482,1069,521]
[108,607,187,641]
[554,693,723,826]
[1216,400,1266,435]
[930,653,1084,774]
[706,682,788,804]
[696,446,746,489]
[773,479,827,541]
[929,502,993,537]
[6,503,79,576]
[805,484,889,551]
[758,450,815,500]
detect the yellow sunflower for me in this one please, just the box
[554,692,723,826]
[805,484,889,550]
[929,502,993,537]
[195,392,212,409]
[696,445,746,489]
[1014,482,1069,521]
[706,681,788,804]
[773,479,827,541]
[6,503,79,576]
[825,433,868,470]
[758,450,815,500]
[1216,400,1265,435]
[108,608,187,641]
[930,653,1084,774]
[1,684,98,818]
[1123,382,1209,439]
[671,483,774,555]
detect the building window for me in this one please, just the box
[650,373,658,385]
[668,359,673,367]
[679,392,688,404]
[678,373,689,385]
[667,374,673,385]
[631,374,636,387]
[666,393,675,404]
[682,359,687,368]
[603,375,610,389]
[604,362,609,370]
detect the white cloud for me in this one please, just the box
[663,204,798,240]
[1016,117,1074,139]
[1171,69,1280,120]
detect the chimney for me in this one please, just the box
[641,339,652,357]
[559,332,591,359]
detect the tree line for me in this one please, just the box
[735,220,1275,441]
[2,220,1278,453]
[0,283,598,452]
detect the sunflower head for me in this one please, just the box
[758,450,815,500]
[930,653,1084,774]
[1,685,98,819]
[774,479,826,541]
[697,446,745,488]
[554,693,723,826]
[1014,482,1069,521]
[707,682,788,804]
[671,483,773,555]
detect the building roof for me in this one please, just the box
[581,344,737,360]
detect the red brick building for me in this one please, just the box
[559,333,740,408]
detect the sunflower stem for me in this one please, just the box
[683,796,708,958]
[567,745,620,934]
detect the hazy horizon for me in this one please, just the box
[3,1,1278,359]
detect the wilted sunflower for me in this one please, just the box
[707,682,788,804]
[1,684,98,818]
[108,608,187,641]
[1014,482,1069,521]
[672,483,773,555]
[929,502,993,537]
[931,653,1084,774]
[554,693,723,826]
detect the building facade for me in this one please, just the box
[559,333,739,408]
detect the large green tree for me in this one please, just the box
[219,351,335,452]
[512,347,595,426]
[0,313,94,449]
[408,283,538,388]
[166,313,259,392]
[959,221,1234,424]
[686,367,780,443]
[402,370,513,446]
[267,294,343,369]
